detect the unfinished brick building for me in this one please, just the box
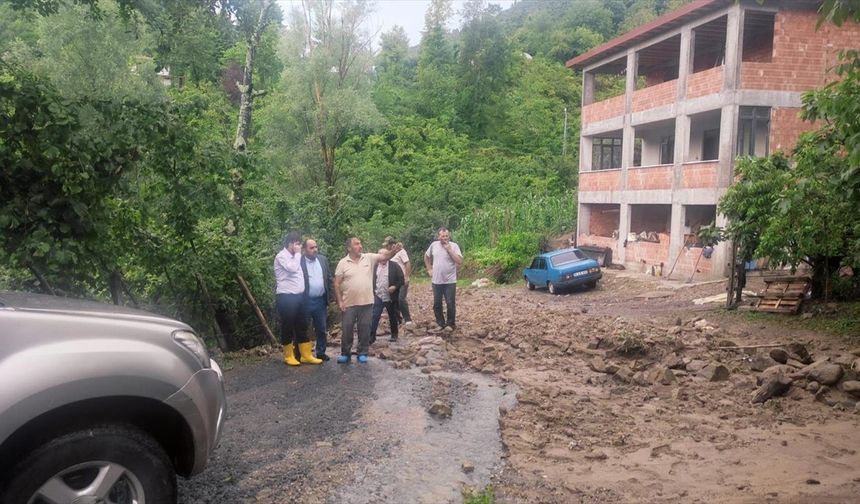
[568,0,859,279]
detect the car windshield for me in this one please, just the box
[550,250,585,267]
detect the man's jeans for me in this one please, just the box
[341,304,372,356]
[398,283,411,322]
[371,295,399,341]
[431,283,456,328]
[305,295,328,356]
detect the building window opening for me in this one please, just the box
[742,11,775,63]
[633,119,675,167]
[684,205,716,247]
[687,109,722,162]
[592,137,622,170]
[636,34,681,89]
[737,106,770,157]
[584,204,620,238]
[692,15,727,72]
[630,204,671,242]
[585,57,627,105]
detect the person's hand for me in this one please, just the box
[427,268,432,278]
[388,286,396,293]
[442,243,452,252]
[337,301,345,313]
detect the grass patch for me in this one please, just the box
[735,301,860,342]
[462,485,495,504]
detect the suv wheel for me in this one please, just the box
[547,282,557,295]
[1,425,176,504]
[525,278,535,290]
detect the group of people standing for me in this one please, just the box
[273,227,463,366]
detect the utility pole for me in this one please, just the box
[562,106,569,156]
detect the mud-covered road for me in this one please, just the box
[181,271,860,503]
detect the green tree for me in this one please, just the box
[416,0,456,121]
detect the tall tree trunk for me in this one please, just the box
[233,0,274,151]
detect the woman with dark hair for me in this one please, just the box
[274,232,322,366]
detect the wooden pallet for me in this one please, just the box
[751,276,811,314]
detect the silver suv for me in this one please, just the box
[0,291,226,504]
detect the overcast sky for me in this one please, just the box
[279,1,516,48]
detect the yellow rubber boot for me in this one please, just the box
[283,344,300,366]
[298,341,323,364]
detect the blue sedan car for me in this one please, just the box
[523,248,602,294]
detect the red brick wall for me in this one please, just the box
[770,107,815,154]
[632,79,677,112]
[579,170,622,192]
[626,233,671,267]
[582,94,625,123]
[681,162,718,188]
[672,246,714,279]
[686,66,723,98]
[586,205,620,236]
[740,11,859,91]
[626,165,673,190]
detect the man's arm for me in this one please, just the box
[424,252,433,277]
[276,249,301,272]
[376,243,402,262]
[403,260,412,283]
[443,243,463,266]
[334,275,345,312]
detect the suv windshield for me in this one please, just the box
[550,250,585,267]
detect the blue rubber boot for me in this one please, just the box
[337,355,351,364]
[357,354,369,364]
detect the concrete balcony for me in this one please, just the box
[632,79,677,113]
[681,161,718,188]
[686,66,723,98]
[579,169,622,192]
[582,94,625,124]
[627,165,673,191]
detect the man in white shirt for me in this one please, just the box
[424,227,463,331]
[274,232,321,366]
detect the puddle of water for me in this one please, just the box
[331,363,516,504]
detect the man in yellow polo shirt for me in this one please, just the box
[334,236,400,363]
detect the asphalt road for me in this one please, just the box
[178,354,511,504]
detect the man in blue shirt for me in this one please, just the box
[301,238,334,361]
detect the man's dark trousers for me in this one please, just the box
[370,296,399,342]
[305,295,328,356]
[431,283,456,328]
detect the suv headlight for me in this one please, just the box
[173,330,211,368]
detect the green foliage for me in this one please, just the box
[463,485,495,504]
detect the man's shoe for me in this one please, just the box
[404,321,414,327]
[443,325,454,333]
[337,355,351,364]
[283,344,300,366]
[389,336,398,342]
[316,353,330,361]
[357,354,369,364]
[298,342,322,364]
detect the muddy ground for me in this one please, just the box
[183,271,860,503]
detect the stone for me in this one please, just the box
[852,359,860,374]
[850,348,860,357]
[806,381,821,393]
[662,354,686,370]
[614,365,634,383]
[584,450,608,460]
[648,367,677,385]
[769,348,789,364]
[686,360,707,373]
[841,380,860,398]
[694,319,710,329]
[315,441,334,448]
[752,365,795,404]
[749,353,778,372]
[586,338,603,350]
[787,342,813,364]
[462,461,475,473]
[798,362,844,386]
[800,312,814,320]
[588,356,608,373]
[428,401,452,419]
[667,326,682,336]
[698,362,730,382]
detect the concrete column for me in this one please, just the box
[713,210,731,276]
[583,71,595,106]
[677,27,693,102]
[668,203,685,274]
[617,203,631,263]
[723,5,744,92]
[718,104,738,187]
[621,49,637,190]
[577,203,591,237]
[579,135,592,172]
[673,114,691,188]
